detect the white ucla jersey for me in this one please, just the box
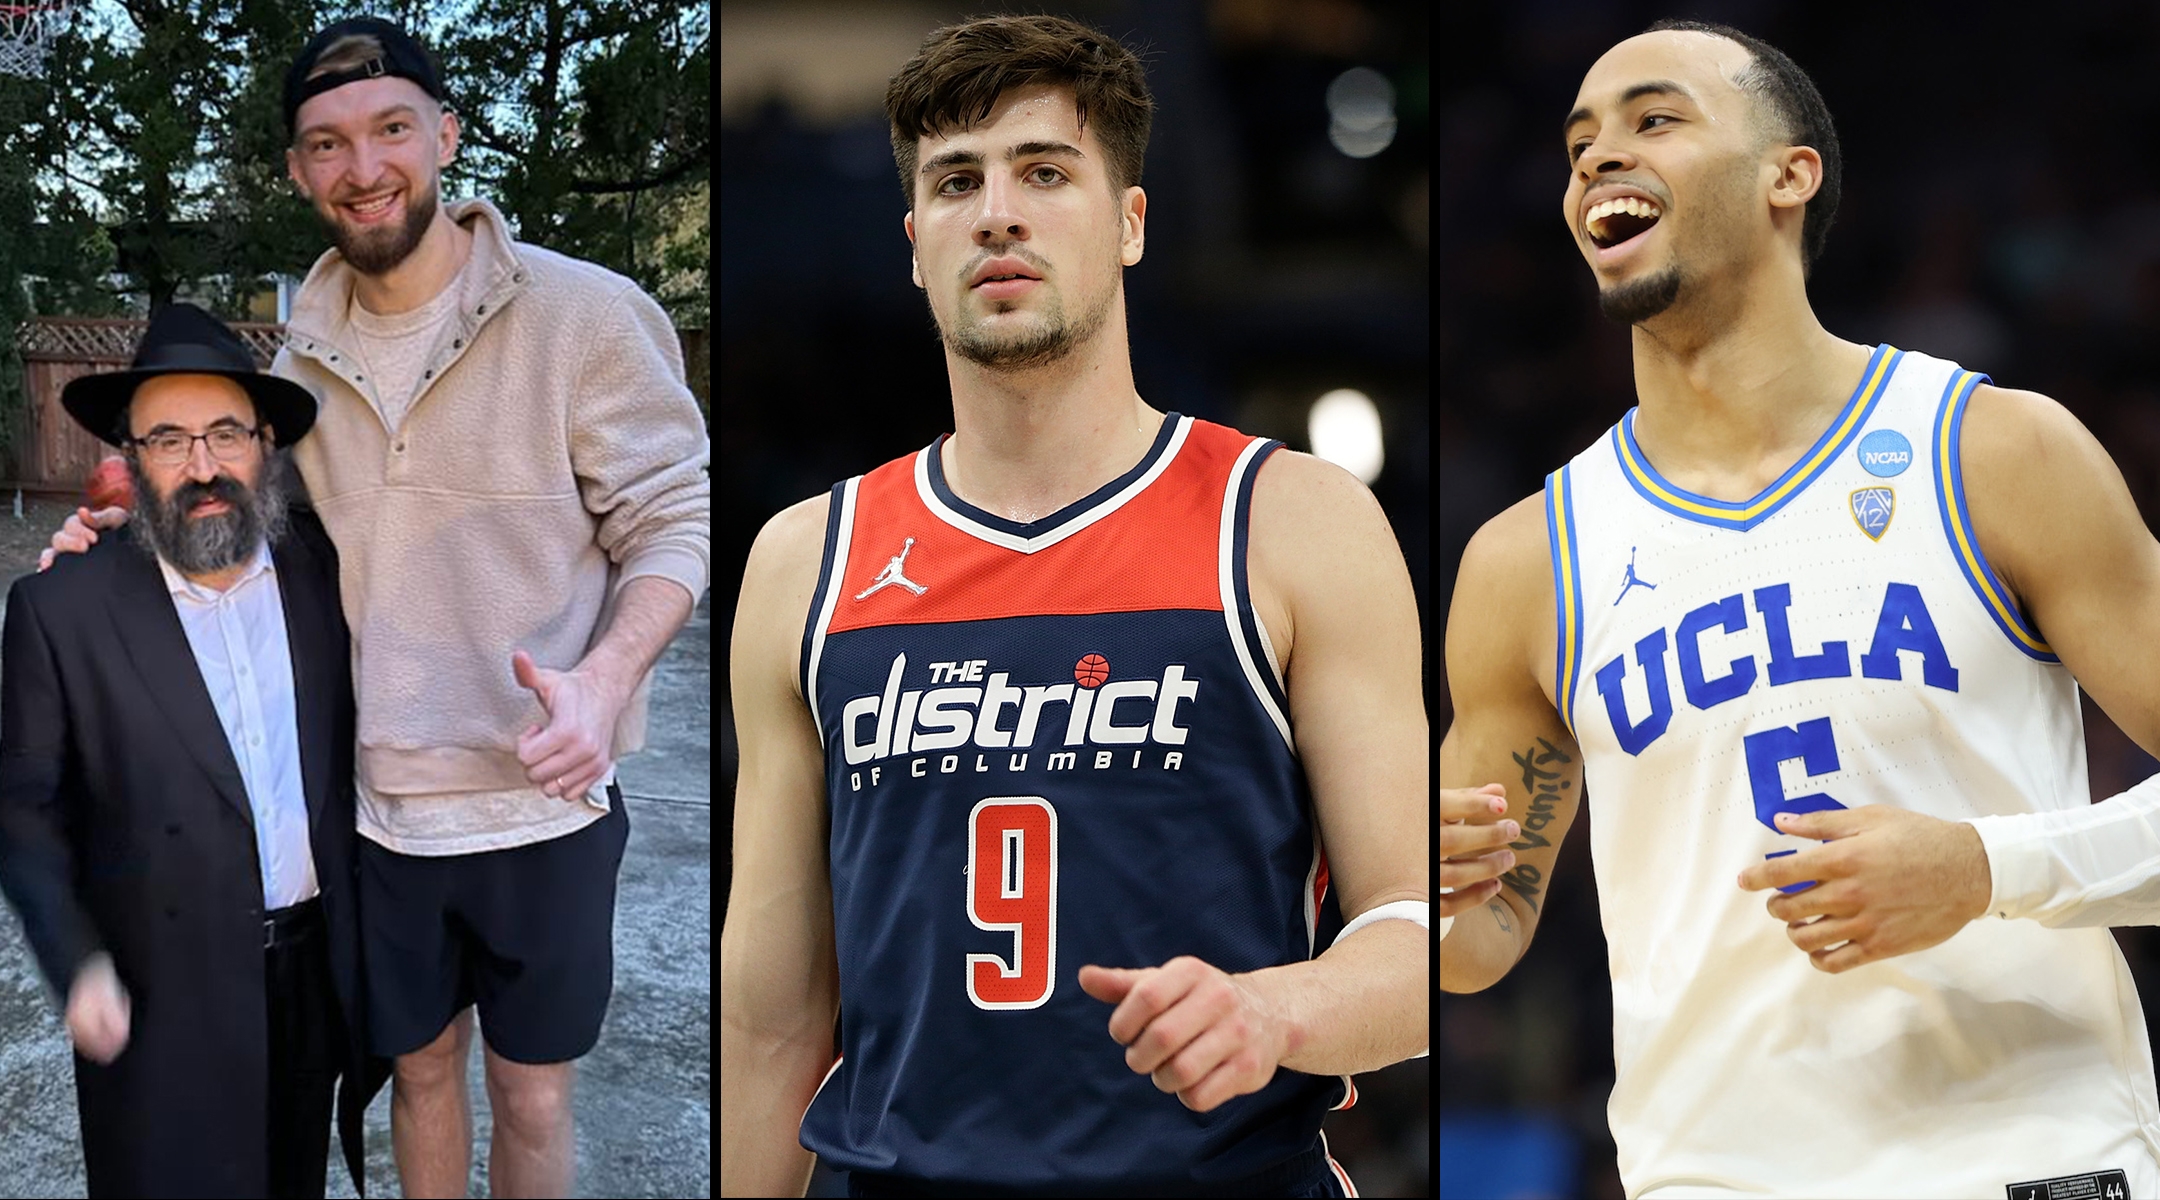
[1547,345,2160,1198]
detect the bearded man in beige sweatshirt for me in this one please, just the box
[43,17,709,1200]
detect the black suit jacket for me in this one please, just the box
[0,512,386,1197]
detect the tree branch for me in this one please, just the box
[568,147,707,195]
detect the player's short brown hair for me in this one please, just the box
[884,14,1154,208]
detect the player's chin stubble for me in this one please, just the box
[941,276,1116,371]
[1598,265,1684,326]
[320,175,439,276]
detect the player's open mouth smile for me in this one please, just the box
[1586,195,1662,263]
[343,191,402,225]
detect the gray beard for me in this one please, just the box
[128,453,292,577]
[322,179,439,275]
[1598,265,1685,326]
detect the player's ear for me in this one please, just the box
[904,212,923,288]
[1769,144,1822,211]
[1119,187,1146,267]
[436,104,461,168]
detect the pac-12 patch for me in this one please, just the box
[2004,1167,2129,1200]
[1850,487,1894,540]
[1857,428,1913,477]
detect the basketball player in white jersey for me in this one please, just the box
[1443,20,2160,1198]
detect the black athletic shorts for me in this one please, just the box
[357,785,630,1064]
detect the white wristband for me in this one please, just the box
[1333,899,1431,946]
[1438,891,1455,941]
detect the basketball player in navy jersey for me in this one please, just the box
[1444,20,2160,1196]
[723,14,1428,1198]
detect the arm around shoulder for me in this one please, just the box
[1441,492,1586,993]
[721,494,841,1198]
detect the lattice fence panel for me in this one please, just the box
[18,317,286,365]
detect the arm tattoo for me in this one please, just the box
[1501,736,1574,914]
[1488,900,1513,934]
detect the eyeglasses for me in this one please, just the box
[128,425,264,466]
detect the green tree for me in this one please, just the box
[10,0,709,322]
[0,0,711,469]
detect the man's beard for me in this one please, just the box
[128,453,291,577]
[1598,265,1685,326]
[940,273,1116,371]
[320,176,438,275]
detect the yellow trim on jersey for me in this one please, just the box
[1935,370,2053,656]
[1615,347,1896,522]
[1549,469,1581,736]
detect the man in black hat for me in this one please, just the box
[0,303,383,1198]
[47,15,711,1199]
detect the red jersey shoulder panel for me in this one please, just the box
[827,417,1259,632]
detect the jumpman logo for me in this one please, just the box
[856,537,928,600]
[1612,546,1656,607]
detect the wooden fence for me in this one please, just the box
[14,317,711,495]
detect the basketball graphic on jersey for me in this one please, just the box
[1075,653,1109,688]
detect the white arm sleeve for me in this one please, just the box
[1966,771,2160,927]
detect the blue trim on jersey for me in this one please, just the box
[1932,369,2059,662]
[925,411,1185,539]
[801,479,850,703]
[1545,467,1584,737]
[1610,344,1902,531]
[1233,440,1294,724]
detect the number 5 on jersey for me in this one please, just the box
[967,797,1059,1010]
[1744,717,1848,894]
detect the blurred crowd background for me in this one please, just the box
[719,1,1430,1194]
[1442,1,2160,1195]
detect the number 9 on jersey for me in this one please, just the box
[966,797,1060,1010]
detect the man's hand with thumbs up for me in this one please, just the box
[512,649,624,801]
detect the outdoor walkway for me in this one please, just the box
[0,499,712,1197]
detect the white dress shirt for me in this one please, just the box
[158,541,319,910]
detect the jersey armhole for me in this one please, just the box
[1224,438,1295,751]
[1545,467,1585,735]
[799,478,862,743]
[1931,370,2059,662]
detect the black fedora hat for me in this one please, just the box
[60,304,317,449]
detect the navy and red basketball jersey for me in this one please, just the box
[797,413,1352,1192]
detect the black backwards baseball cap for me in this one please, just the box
[283,16,449,139]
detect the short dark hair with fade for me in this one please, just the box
[1644,18,1842,275]
[884,13,1154,208]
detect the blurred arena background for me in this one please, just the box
[1442,2,2160,1195]
[717,1,1431,1195]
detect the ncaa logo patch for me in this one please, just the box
[1857,428,1913,477]
[1851,487,1894,540]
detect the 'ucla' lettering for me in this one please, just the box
[1595,628,1673,756]
[1753,583,1851,685]
[1595,581,1960,754]
[1858,582,1960,691]
[1676,594,1755,710]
